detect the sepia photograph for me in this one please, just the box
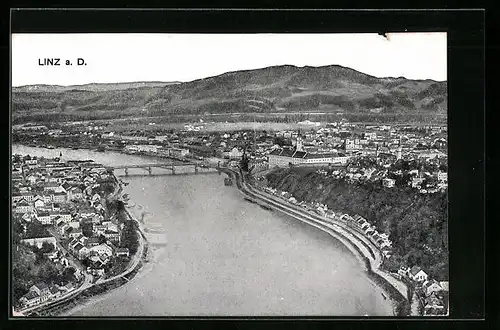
[10,31,450,317]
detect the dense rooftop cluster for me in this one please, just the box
[12,155,132,310]
[12,119,448,315]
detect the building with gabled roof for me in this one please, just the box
[89,243,113,257]
[409,265,429,282]
[268,135,349,168]
[115,247,130,257]
[21,236,57,249]
[439,281,449,292]
[19,290,41,307]
[423,279,443,297]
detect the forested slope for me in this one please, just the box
[265,167,448,280]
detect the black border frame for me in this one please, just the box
[4,7,488,330]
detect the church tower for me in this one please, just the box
[396,136,402,160]
[296,130,304,152]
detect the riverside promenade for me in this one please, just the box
[222,167,409,315]
[247,183,408,298]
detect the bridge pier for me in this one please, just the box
[171,165,175,175]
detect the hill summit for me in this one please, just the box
[12,64,447,124]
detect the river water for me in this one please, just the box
[12,145,393,316]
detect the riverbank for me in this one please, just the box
[221,167,409,316]
[13,144,397,315]
[24,174,148,317]
[55,221,148,317]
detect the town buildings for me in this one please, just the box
[12,120,448,314]
[12,154,135,309]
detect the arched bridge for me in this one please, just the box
[109,162,219,176]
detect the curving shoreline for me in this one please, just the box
[221,167,410,316]
[13,144,406,316]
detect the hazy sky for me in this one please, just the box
[12,33,447,87]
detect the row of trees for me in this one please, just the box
[106,199,139,254]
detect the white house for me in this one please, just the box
[21,192,35,202]
[20,236,57,249]
[19,290,41,307]
[91,193,101,203]
[52,191,67,203]
[115,247,130,257]
[76,245,90,260]
[170,147,190,157]
[14,200,33,214]
[225,147,243,159]
[437,171,448,182]
[26,174,38,184]
[35,211,52,225]
[39,192,53,203]
[439,281,449,292]
[59,211,72,222]
[68,229,83,239]
[67,221,80,229]
[409,266,429,282]
[382,178,396,188]
[89,243,113,257]
[68,187,84,200]
[423,279,443,297]
[412,177,425,188]
[103,229,120,242]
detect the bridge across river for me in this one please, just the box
[109,162,219,176]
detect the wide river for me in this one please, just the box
[13,145,393,316]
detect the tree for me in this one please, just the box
[99,182,115,195]
[120,222,139,254]
[81,258,91,268]
[25,220,49,239]
[37,262,59,282]
[40,241,54,254]
[107,199,126,216]
[61,267,76,283]
[273,136,291,147]
[12,220,25,244]
[240,152,250,173]
[81,221,93,237]
[12,244,37,301]
[266,166,448,281]
[98,234,107,244]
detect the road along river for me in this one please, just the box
[12,145,393,316]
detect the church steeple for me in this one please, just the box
[397,136,402,160]
[296,130,304,152]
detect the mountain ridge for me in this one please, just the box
[12,64,447,124]
[13,81,182,92]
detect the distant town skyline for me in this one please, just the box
[12,33,447,87]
